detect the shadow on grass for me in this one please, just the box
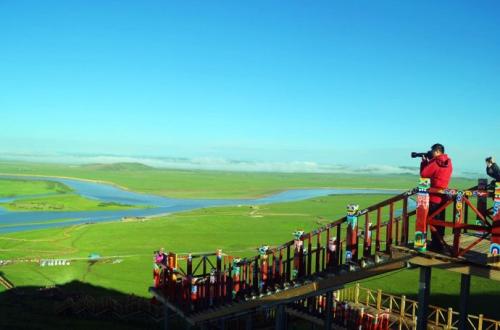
[0,275,171,330]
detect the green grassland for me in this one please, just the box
[1,193,498,318]
[0,193,147,212]
[0,177,72,197]
[0,162,497,325]
[0,161,478,198]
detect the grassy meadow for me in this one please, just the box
[0,177,71,197]
[0,161,498,326]
[0,193,146,212]
[1,192,499,318]
[0,161,477,198]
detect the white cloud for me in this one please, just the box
[0,152,480,177]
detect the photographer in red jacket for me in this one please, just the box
[420,143,453,251]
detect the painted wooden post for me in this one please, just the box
[258,245,269,294]
[230,258,241,299]
[285,245,291,283]
[387,202,394,252]
[187,254,193,276]
[355,283,360,304]
[364,213,372,258]
[476,179,488,224]
[490,183,500,257]
[292,230,304,280]
[376,207,382,252]
[278,250,283,288]
[307,234,313,276]
[402,196,409,245]
[252,256,259,294]
[453,191,465,257]
[315,232,321,274]
[216,249,222,272]
[336,224,341,266]
[346,204,359,263]
[415,178,431,252]
[327,236,337,271]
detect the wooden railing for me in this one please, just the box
[154,179,497,316]
[335,284,500,330]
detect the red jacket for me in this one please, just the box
[420,154,453,204]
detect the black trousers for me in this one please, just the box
[429,202,446,251]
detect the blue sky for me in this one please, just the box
[1,1,499,173]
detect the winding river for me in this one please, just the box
[0,175,409,234]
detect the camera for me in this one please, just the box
[411,151,432,159]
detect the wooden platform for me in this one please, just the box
[150,256,408,326]
[391,237,500,281]
[442,233,496,265]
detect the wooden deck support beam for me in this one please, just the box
[459,273,471,330]
[417,266,431,330]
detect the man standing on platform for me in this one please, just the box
[420,143,453,251]
[486,156,500,187]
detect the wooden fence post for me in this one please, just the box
[447,308,453,329]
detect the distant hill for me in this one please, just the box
[80,162,154,171]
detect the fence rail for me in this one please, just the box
[153,179,499,321]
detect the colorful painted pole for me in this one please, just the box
[292,230,304,279]
[258,245,269,293]
[346,204,359,262]
[327,237,337,269]
[489,183,500,256]
[231,258,241,297]
[415,178,431,252]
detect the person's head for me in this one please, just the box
[430,143,445,158]
[486,156,495,166]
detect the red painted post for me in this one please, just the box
[376,208,381,252]
[336,224,341,266]
[187,253,193,276]
[277,250,283,287]
[476,179,488,225]
[307,234,313,276]
[292,230,304,279]
[258,246,269,294]
[386,203,394,252]
[325,228,330,269]
[230,257,240,299]
[286,245,291,283]
[315,232,321,274]
[364,213,372,258]
[252,256,259,294]
[346,204,359,262]
[395,215,400,245]
[415,178,431,252]
[402,197,409,245]
[216,249,222,272]
[490,183,500,257]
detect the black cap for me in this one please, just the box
[431,143,445,153]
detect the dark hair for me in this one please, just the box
[431,143,445,153]
[486,157,493,163]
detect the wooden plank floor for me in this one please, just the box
[443,233,493,265]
